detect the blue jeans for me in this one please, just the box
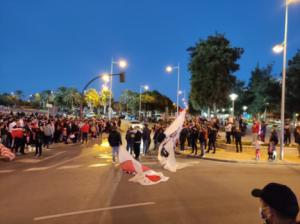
[143,139,149,154]
[112,146,119,162]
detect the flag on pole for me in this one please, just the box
[0,144,15,161]
[119,146,169,185]
[158,110,186,172]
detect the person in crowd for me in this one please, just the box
[268,128,279,161]
[284,123,291,146]
[252,120,260,142]
[34,126,44,157]
[125,127,135,154]
[142,124,151,155]
[251,183,300,224]
[108,125,122,163]
[179,124,189,151]
[43,121,53,149]
[133,126,142,160]
[206,123,217,154]
[190,126,199,155]
[294,126,300,158]
[260,121,267,142]
[253,136,263,160]
[80,121,90,144]
[155,127,166,150]
[234,126,243,153]
[225,120,232,144]
[198,126,206,158]
[11,124,24,155]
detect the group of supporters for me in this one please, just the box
[178,117,221,157]
[124,124,153,161]
[0,111,121,159]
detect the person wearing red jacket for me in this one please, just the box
[11,126,24,155]
[81,121,90,144]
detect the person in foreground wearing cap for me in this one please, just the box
[251,183,300,224]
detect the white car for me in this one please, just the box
[130,120,144,130]
[85,112,96,118]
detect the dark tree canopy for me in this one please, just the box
[188,33,244,111]
[286,50,300,115]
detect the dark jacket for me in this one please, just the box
[134,130,142,143]
[295,130,300,144]
[108,130,122,147]
[156,131,166,143]
[142,127,151,140]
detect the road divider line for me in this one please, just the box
[88,163,110,168]
[33,202,156,221]
[24,167,51,172]
[57,165,82,170]
[0,170,15,173]
[40,151,66,162]
[47,155,84,169]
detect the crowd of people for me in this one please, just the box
[0,111,121,159]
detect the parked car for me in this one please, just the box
[130,120,144,129]
[85,112,96,118]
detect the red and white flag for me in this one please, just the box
[158,110,186,172]
[0,144,15,161]
[119,146,169,185]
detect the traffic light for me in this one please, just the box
[119,72,125,83]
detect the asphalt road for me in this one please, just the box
[1,138,300,224]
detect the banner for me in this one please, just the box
[158,110,186,172]
[0,144,15,161]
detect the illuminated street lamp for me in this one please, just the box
[229,93,238,117]
[109,58,127,120]
[139,85,149,120]
[166,64,180,116]
[272,0,298,160]
[243,106,248,112]
[101,73,110,83]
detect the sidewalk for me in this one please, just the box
[175,145,300,166]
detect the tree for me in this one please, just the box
[286,50,300,116]
[99,88,111,114]
[54,87,81,110]
[120,90,139,113]
[40,90,53,108]
[187,33,244,113]
[84,88,100,110]
[247,64,280,116]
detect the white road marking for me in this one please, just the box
[39,151,66,161]
[88,163,109,168]
[0,170,14,173]
[16,151,66,164]
[33,202,156,221]
[24,167,51,172]
[48,155,83,169]
[57,165,82,170]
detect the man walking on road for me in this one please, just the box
[142,124,151,155]
[108,126,122,163]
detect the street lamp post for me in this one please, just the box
[109,58,127,120]
[139,85,149,120]
[229,93,238,117]
[272,0,298,160]
[166,64,180,116]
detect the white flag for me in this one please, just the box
[158,110,186,172]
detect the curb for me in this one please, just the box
[175,150,300,166]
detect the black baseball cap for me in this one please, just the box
[251,183,299,219]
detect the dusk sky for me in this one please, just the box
[1,0,300,107]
